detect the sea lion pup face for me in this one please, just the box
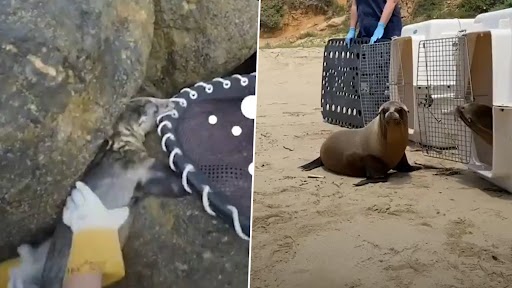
[378,100,409,127]
[127,81,176,135]
[454,102,493,145]
[109,97,176,153]
[127,97,176,134]
[454,102,491,126]
[115,100,172,136]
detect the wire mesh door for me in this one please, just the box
[359,41,392,126]
[416,36,474,163]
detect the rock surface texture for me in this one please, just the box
[0,0,257,286]
[0,0,155,259]
[114,174,250,287]
[146,0,259,93]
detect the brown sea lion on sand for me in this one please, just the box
[299,100,422,186]
[455,102,493,146]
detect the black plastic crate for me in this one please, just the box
[321,38,371,128]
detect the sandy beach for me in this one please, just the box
[250,48,512,288]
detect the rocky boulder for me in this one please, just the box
[0,0,155,259]
[145,0,259,94]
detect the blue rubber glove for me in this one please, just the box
[370,22,386,44]
[344,27,356,47]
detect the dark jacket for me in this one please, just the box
[356,0,402,39]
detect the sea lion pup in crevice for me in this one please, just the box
[299,100,422,186]
[455,102,493,146]
[38,83,190,288]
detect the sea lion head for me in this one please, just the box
[127,82,177,135]
[109,83,177,152]
[454,102,493,146]
[377,101,408,141]
[123,100,168,135]
[378,100,409,127]
[454,102,493,131]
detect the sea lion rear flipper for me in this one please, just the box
[393,153,422,173]
[299,157,323,171]
[138,160,191,198]
[353,155,390,187]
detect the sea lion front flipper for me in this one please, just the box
[353,176,390,187]
[353,155,390,187]
[393,153,422,173]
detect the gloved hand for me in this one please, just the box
[344,27,356,48]
[0,257,20,288]
[370,22,386,44]
[64,181,129,287]
[6,242,50,288]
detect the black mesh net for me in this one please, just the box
[157,74,256,240]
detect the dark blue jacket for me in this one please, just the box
[356,0,402,40]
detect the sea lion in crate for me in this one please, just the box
[299,100,422,186]
[455,102,493,146]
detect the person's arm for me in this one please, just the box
[379,0,399,26]
[349,0,358,29]
[63,272,102,288]
[62,181,129,288]
[0,258,20,288]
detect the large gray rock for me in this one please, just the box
[0,0,154,259]
[145,0,259,93]
[115,197,249,288]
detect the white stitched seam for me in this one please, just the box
[201,185,216,216]
[160,133,175,151]
[157,121,172,136]
[182,164,195,193]
[180,87,198,99]
[213,77,231,89]
[226,205,250,241]
[157,110,178,123]
[169,97,187,107]
[168,148,182,172]
[232,74,249,86]
[194,82,214,93]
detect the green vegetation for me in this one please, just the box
[411,0,512,22]
[260,0,286,32]
[260,0,344,32]
[457,0,512,17]
[286,0,344,14]
[411,0,444,21]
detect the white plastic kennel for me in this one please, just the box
[390,19,475,145]
[462,8,512,192]
[391,8,512,192]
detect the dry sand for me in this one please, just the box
[250,48,512,288]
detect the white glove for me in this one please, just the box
[63,181,129,232]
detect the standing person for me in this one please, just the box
[0,181,129,288]
[344,0,402,46]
